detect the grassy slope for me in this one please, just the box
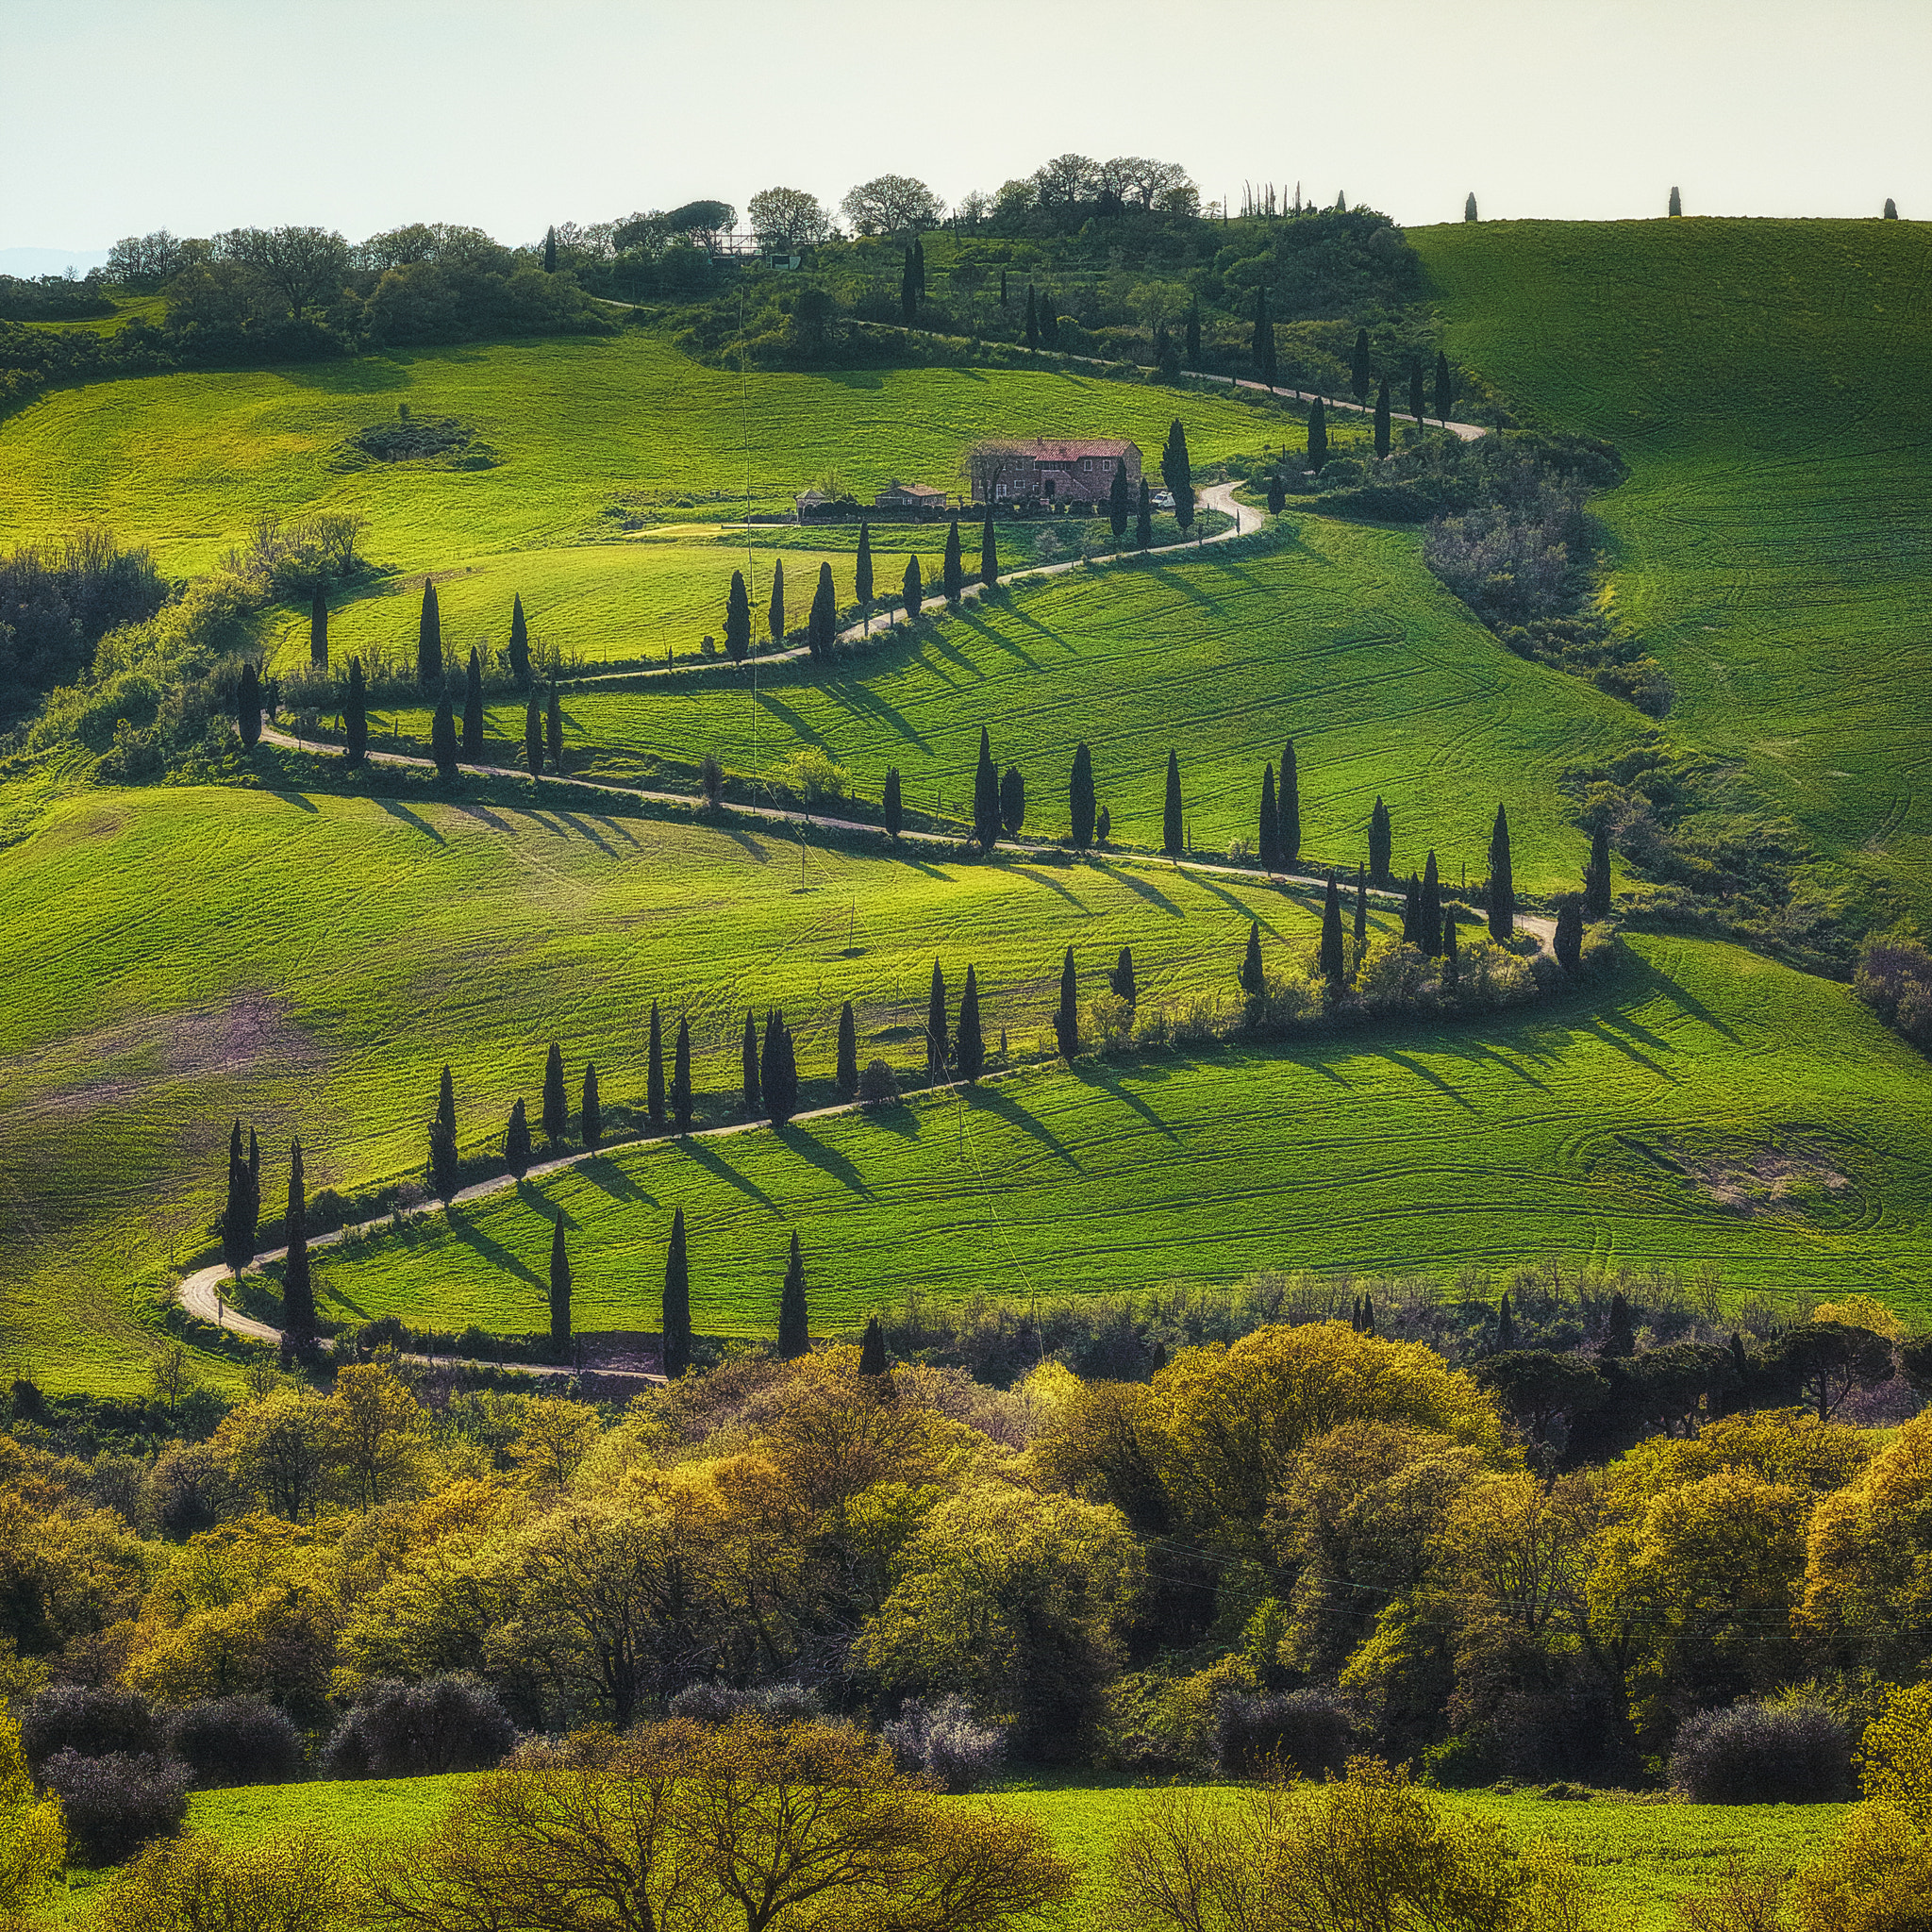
[1411,218,1932,924]
[0,786,1321,1391]
[0,331,1292,575]
[312,930,1932,1341]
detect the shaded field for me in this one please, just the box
[1413,217,1932,924]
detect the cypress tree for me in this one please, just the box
[979,509,999,588]
[222,1121,250,1274]
[1185,297,1201,366]
[524,694,542,778]
[1267,472,1285,515]
[778,1231,809,1358]
[1280,741,1302,863]
[1162,748,1184,856]
[508,593,530,684]
[900,244,918,324]
[237,661,261,748]
[913,237,925,302]
[430,691,458,777]
[1241,920,1264,996]
[429,1064,459,1201]
[956,965,985,1082]
[281,1139,314,1346]
[1585,823,1612,918]
[344,658,367,768]
[1402,873,1422,946]
[1320,874,1346,982]
[1421,851,1443,956]
[1369,797,1392,882]
[836,1001,858,1098]
[1096,805,1111,844]
[661,1207,691,1378]
[856,522,874,608]
[1307,396,1328,473]
[1258,762,1280,871]
[645,1003,665,1127]
[1488,802,1515,941]
[1668,186,1682,217]
[1108,459,1130,541]
[1350,327,1371,404]
[768,558,785,648]
[1024,284,1039,350]
[1496,1294,1517,1349]
[246,1131,259,1251]
[1109,945,1137,1006]
[462,647,483,758]
[581,1063,602,1146]
[1160,419,1195,531]
[941,520,963,608]
[673,1018,692,1131]
[545,686,562,772]
[973,725,1001,852]
[505,1097,531,1173]
[1054,946,1078,1058]
[926,959,949,1077]
[1360,1293,1376,1337]
[809,561,837,658]
[1408,360,1426,426]
[548,1216,571,1348]
[1135,477,1153,549]
[1434,351,1453,425]
[1465,192,1478,224]
[724,570,751,664]
[543,225,558,273]
[1884,197,1899,220]
[858,1314,889,1377]
[999,764,1024,838]
[1604,1291,1636,1357]
[742,1010,761,1114]
[1442,909,1459,984]
[541,1041,568,1146]
[1355,862,1369,955]
[1253,285,1276,387]
[1555,896,1584,974]
[1374,375,1391,458]
[999,268,1008,308]
[762,1010,798,1124]
[309,588,327,667]
[1040,291,1058,350]
[417,581,442,686]
[883,766,903,840]
[901,553,922,622]
[1070,742,1095,847]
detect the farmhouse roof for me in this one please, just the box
[1030,438,1138,461]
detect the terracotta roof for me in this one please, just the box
[881,481,946,498]
[1030,438,1137,461]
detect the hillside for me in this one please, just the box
[1412,217,1932,932]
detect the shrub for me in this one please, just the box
[166,1695,305,1788]
[1083,991,1134,1054]
[39,1749,192,1866]
[93,1829,351,1932]
[668,1682,820,1726]
[1856,939,1932,1051]
[883,1694,1008,1793]
[774,746,850,806]
[321,1675,516,1778]
[1215,1689,1364,1780]
[1671,1702,1854,1804]
[20,1687,159,1774]
[858,1058,902,1107]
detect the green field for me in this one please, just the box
[1413,217,1932,925]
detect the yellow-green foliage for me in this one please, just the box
[0,1708,64,1915]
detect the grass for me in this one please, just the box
[1412,217,1932,925]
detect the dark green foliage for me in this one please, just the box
[1241,920,1264,996]
[508,593,530,684]
[1360,1293,1375,1337]
[221,1120,251,1274]
[1355,863,1369,955]
[1024,284,1038,351]
[1374,375,1391,458]
[1039,291,1058,350]
[761,1010,798,1124]
[1108,945,1137,1006]
[505,1097,531,1174]
[1402,873,1422,945]
[1350,327,1371,403]
[974,725,1001,852]
[1279,741,1301,863]
[724,570,751,663]
[545,686,562,771]
[1669,186,1682,217]
[808,561,837,659]
[639,1002,662,1128]
[429,691,458,776]
[1162,748,1183,856]
[926,958,949,1077]
[1408,360,1426,426]
[673,1017,692,1131]
[901,553,922,622]
[1185,297,1201,365]
[543,226,558,273]
[417,582,442,686]
[1442,909,1458,980]
[247,1132,259,1234]
[699,753,723,806]
[461,648,483,758]
[581,1063,602,1147]
[741,1010,761,1115]
[1585,823,1612,918]
[662,1207,691,1379]
[1421,850,1442,957]
[1369,796,1391,881]
[524,694,541,778]
[1488,801,1515,941]
[942,520,963,607]
[768,558,785,646]
[1000,269,1008,307]
[979,510,998,587]
[882,766,902,840]
[999,764,1024,837]
[429,1064,458,1201]
[548,1216,571,1346]
[858,1314,889,1376]
[281,1139,314,1344]
[1258,762,1280,870]
[856,523,874,606]
[1069,742,1095,848]
[956,964,985,1082]
[1054,946,1078,1058]
[1434,350,1453,424]
[309,589,327,667]
[1604,1291,1636,1357]
[1555,895,1584,973]
[1885,197,1900,219]
[344,658,367,767]
[1096,804,1111,844]
[836,1001,858,1099]
[1497,1293,1516,1349]
[1320,874,1345,982]
[1267,472,1285,515]
[1135,476,1152,548]
[1307,396,1328,473]
[1465,192,1478,224]
[1108,459,1130,541]
[1252,285,1275,387]
[1160,418,1195,531]
[901,245,918,325]
[778,1231,808,1358]
[541,1042,567,1146]
[237,661,261,748]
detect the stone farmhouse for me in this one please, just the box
[1014,437,1142,506]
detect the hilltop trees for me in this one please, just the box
[345,658,366,767]
[974,726,1001,852]
[1280,741,1301,862]
[237,662,261,748]
[309,589,327,667]
[661,1207,691,1378]
[673,1017,692,1131]
[942,521,963,607]
[1163,749,1183,856]
[1070,742,1096,848]
[1160,420,1195,532]
[837,1001,858,1098]
[883,767,903,840]
[1307,397,1328,472]
[1465,192,1479,222]
[543,225,558,273]
[957,965,985,1082]
[779,1232,809,1357]
[1369,796,1391,881]
[508,593,530,684]
[461,648,483,758]
[280,1139,314,1348]
[429,691,458,776]
[647,1003,665,1128]
[548,1218,571,1347]
[1885,197,1900,219]
[541,1042,568,1146]
[1054,947,1078,1058]
[1488,802,1515,940]
[724,570,751,664]
[926,960,949,1077]
[417,582,442,686]
[429,1064,459,1200]
[979,510,999,589]
[768,559,785,648]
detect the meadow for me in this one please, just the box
[1412,217,1932,926]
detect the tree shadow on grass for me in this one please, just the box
[754,690,833,751]
[447,1211,544,1291]
[550,812,618,858]
[677,1136,779,1213]
[969,1085,1083,1172]
[577,1156,650,1205]
[1014,866,1089,911]
[1384,1051,1478,1112]
[823,676,932,751]
[1183,870,1297,934]
[374,798,446,843]
[774,1124,873,1199]
[1577,1017,1677,1084]
[1074,1061,1178,1141]
[266,789,319,813]
[1613,952,1741,1046]
[1093,863,1184,917]
[447,800,515,834]
[867,1102,922,1141]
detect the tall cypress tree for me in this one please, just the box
[1434,351,1453,425]
[1320,874,1346,982]
[1884,197,1900,220]
[1369,797,1392,882]
[979,510,999,588]
[545,687,562,772]
[1555,896,1584,973]
[1258,762,1280,871]
[1039,291,1058,349]
[662,1207,691,1378]
[429,1064,459,1200]
[508,593,530,685]
[430,691,458,777]
[1604,1291,1636,1357]
[309,588,327,667]
[417,581,442,686]
[237,662,261,749]
[462,647,483,758]
[1350,327,1371,404]
[778,1231,808,1358]
[1408,361,1426,426]
[345,658,367,768]
[941,520,963,607]
[1185,297,1201,365]
[809,561,837,658]
[1307,396,1328,472]
[1585,823,1612,918]
[1402,873,1422,946]
[883,767,903,840]
[856,523,874,608]
[742,1010,761,1114]
[1024,284,1039,350]
[548,1216,571,1348]
[1252,285,1275,387]
[1109,945,1137,1006]
[1374,375,1391,458]
[762,1011,798,1124]
[281,1138,314,1346]
[926,959,949,1077]
[901,554,923,623]
[956,965,985,1082]
[222,1121,250,1274]
[973,725,1001,852]
[1668,186,1682,217]
[1496,1292,1515,1349]
[1355,863,1369,954]
[673,1017,692,1132]
[541,1042,568,1146]
[1421,850,1443,956]
[1162,749,1183,856]
[858,1314,889,1376]
[581,1064,602,1147]
[768,558,785,648]
[1465,192,1479,223]
[1135,477,1153,549]
[524,694,542,778]
[1241,920,1264,996]
[1108,458,1130,541]
[724,570,751,664]
[1280,741,1302,862]
[646,1003,665,1127]
[999,765,1024,838]
[543,225,558,273]
[246,1131,259,1251]
[1054,946,1078,1058]
[1160,419,1195,531]
[1070,742,1096,848]
[836,1001,858,1098]
[505,1097,531,1173]
[1488,802,1515,941]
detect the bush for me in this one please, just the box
[858,1058,902,1107]
[321,1675,516,1778]
[1215,1689,1363,1780]
[93,1829,350,1932]
[166,1695,305,1788]
[883,1694,1008,1793]
[20,1687,159,1774]
[1671,1701,1854,1804]
[39,1749,192,1866]
[668,1682,820,1726]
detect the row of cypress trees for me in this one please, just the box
[408,584,533,689]
[218,1124,316,1350]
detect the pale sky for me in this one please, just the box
[4,0,1928,256]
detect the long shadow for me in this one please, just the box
[971,1086,1084,1171]
[755,691,832,750]
[1184,872,1293,934]
[591,813,641,850]
[448,800,515,834]
[1384,1051,1478,1112]
[553,812,618,858]
[1014,866,1089,911]
[891,852,952,879]
[824,678,932,751]
[1075,1062,1178,1141]
[1451,1038,1553,1093]
[1607,952,1740,1045]
[514,1176,577,1226]
[871,1103,922,1141]
[718,826,772,861]
[375,797,447,844]
[1094,863,1184,917]
[677,1136,780,1212]
[577,1156,651,1205]
[1578,1017,1677,1083]
[774,1124,874,1198]
[266,789,320,814]
[447,1212,544,1290]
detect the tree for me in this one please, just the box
[508,593,530,684]
[524,694,541,778]
[724,570,751,664]
[642,1002,665,1128]
[1585,823,1612,918]
[247,1130,260,1248]
[1884,197,1901,219]
[1555,896,1584,973]
[1278,740,1302,862]
[767,558,785,648]
[1109,946,1137,1006]
[216,224,350,318]
[1488,802,1515,941]
[1604,1291,1637,1358]
[979,510,999,589]
[1306,395,1329,475]
[1421,849,1443,956]
[505,1098,531,1174]
[1408,360,1427,427]
[1160,419,1195,532]
[840,174,945,235]
[308,588,327,667]
[1058,741,1096,850]
[1465,192,1479,223]
[883,767,903,840]
[429,1064,459,1201]
[1369,796,1392,881]
[1039,291,1058,350]
[542,225,558,273]
[974,725,1001,852]
[430,691,458,776]
[999,765,1025,838]
[926,959,949,1077]
[461,647,483,758]
[748,185,831,249]
[1108,458,1130,541]
[417,581,442,687]
[1267,469,1286,515]
[942,520,963,607]
[545,686,562,772]
[858,1316,890,1381]
[581,1063,602,1147]
[809,561,837,659]
[1054,946,1078,1058]
[237,661,261,748]
[1162,749,1184,856]
[1241,921,1265,997]
[1350,327,1371,404]
[1253,284,1276,387]
[1320,874,1346,983]
[662,1208,691,1378]
[1185,297,1201,366]
[221,1121,251,1274]
[344,658,366,767]
[1355,863,1369,955]
[281,1140,314,1347]
[1024,284,1039,351]
[1374,375,1391,458]
[856,522,874,608]
[1258,762,1281,871]
[548,1218,571,1348]
[673,1018,692,1132]
[902,553,923,623]
[741,1010,762,1115]
[1135,476,1153,549]
[1402,873,1422,946]
[761,1010,798,1124]
[837,1001,858,1098]
[1669,185,1683,217]
[779,1232,809,1358]
[957,965,986,1083]
[1435,350,1454,425]
[541,1042,568,1146]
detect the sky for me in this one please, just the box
[4,0,1929,260]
